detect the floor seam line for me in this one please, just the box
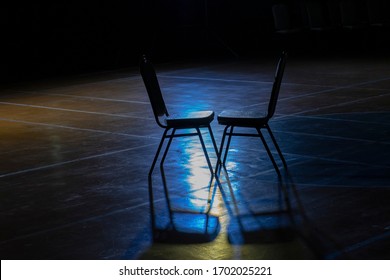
[0,117,159,140]
[275,113,390,126]
[0,144,157,178]
[0,101,153,120]
[0,199,164,246]
[273,129,390,145]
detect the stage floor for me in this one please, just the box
[1,52,389,259]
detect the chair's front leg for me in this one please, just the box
[215,125,230,176]
[196,127,213,175]
[207,125,220,171]
[206,125,224,211]
[223,126,234,168]
[197,127,218,214]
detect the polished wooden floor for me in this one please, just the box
[1,51,389,260]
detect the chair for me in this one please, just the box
[139,55,220,238]
[216,51,288,177]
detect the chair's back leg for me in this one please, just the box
[256,127,281,177]
[266,125,288,170]
[159,128,176,225]
[148,128,170,238]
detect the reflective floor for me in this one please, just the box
[1,52,389,259]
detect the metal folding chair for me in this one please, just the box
[216,51,288,177]
[140,55,220,239]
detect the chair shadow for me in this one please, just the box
[282,171,350,259]
[153,211,220,244]
[227,211,296,245]
[149,157,221,244]
[220,168,295,245]
[220,166,347,259]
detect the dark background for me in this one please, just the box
[2,0,390,84]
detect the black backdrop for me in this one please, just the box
[1,0,388,83]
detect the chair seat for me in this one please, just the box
[217,110,268,127]
[165,110,214,128]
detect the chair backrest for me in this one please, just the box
[267,51,287,120]
[139,55,168,127]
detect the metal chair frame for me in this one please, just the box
[140,55,220,235]
[216,51,288,177]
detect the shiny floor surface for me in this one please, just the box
[1,52,389,260]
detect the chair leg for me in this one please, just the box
[160,128,176,224]
[223,126,234,167]
[149,129,169,178]
[215,125,230,176]
[196,128,214,175]
[257,128,290,218]
[207,125,221,169]
[206,125,222,206]
[196,128,214,214]
[215,126,243,219]
[266,125,288,170]
[256,127,281,177]
[148,128,170,237]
